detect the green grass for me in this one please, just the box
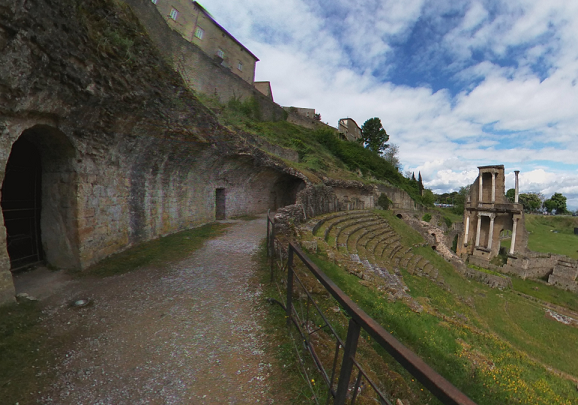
[80,223,230,277]
[292,211,578,404]
[308,252,578,404]
[525,214,578,259]
[0,301,56,405]
[511,277,578,312]
[196,95,430,204]
[468,264,508,278]
[375,209,424,246]
[433,207,464,225]
[255,241,330,404]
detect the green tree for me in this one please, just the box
[544,199,557,213]
[506,188,515,202]
[359,117,389,154]
[518,192,542,212]
[382,143,401,170]
[422,189,435,206]
[452,185,471,215]
[544,192,568,214]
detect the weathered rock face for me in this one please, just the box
[0,0,305,304]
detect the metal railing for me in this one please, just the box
[266,211,477,405]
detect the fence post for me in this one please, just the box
[270,216,276,282]
[334,318,361,405]
[286,244,294,327]
[266,210,270,258]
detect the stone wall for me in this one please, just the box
[122,0,286,122]
[0,0,305,304]
[285,111,330,130]
[376,184,419,210]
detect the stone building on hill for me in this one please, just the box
[457,165,526,261]
[338,118,362,142]
[151,0,259,85]
[254,81,274,100]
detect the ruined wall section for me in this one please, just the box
[376,184,418,210]
[122,0,286,122]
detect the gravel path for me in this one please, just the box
[37,215,278,404]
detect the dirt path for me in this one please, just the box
[36,215,279,404]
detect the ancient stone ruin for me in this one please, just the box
[457,165,578,291]
[457,165,527,260]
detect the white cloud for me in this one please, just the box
[198,0,578,208]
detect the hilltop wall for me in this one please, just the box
[122,0,286,122]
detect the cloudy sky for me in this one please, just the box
[199,0,578,209]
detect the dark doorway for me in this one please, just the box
[216,188,226,220]
[1,138,44,270]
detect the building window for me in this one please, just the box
[169,8,178,20]
[216,48,225,58]
[237,61,243,71]
[194,27,204,39]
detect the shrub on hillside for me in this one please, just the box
[377,193,390,210]
[422,213,432,222]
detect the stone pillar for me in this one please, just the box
[491,172,496,203]
[478,173,483,203]
[487,214,496,250]
[465,215,470,244]
[475,215,482,247]
[514,170,520,203]
[510,218,518,255]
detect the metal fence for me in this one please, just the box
[266,211,477,405]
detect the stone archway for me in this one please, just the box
[1,137,43,270]
[1,125,79,272]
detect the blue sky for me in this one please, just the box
[198,0,578,210]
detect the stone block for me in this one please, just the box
[552,265,578,280]
[548,274,578,292]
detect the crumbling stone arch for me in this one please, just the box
[1,124,80,272]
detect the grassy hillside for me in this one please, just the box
[197,94,427,204]
[293,210,578,404]
[524,214,578,259]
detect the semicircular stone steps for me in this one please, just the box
[354,226,394,261]
[335,217,382,250]
[308,210,441,285]
[348,223,389,254]
[323,213,376,242]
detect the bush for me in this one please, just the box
[227,96,261,121]
[422,213,432,222]
[443,216,452,228]
[378,193,390,210]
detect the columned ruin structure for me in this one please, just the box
[457,166,526,263]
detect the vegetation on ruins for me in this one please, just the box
[198,93,434,206]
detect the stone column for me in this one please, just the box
[514,170,520,203]
[487,213,496,250]
[510,218,518,255]
[465,215,470,244]
[478,173,483,203]
[475,214,482,247]
[491,172,496,203]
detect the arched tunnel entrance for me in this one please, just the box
[215,155,306,219]
[1,138,43,269]
[1,125,79,272]
[270,173,305,211]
